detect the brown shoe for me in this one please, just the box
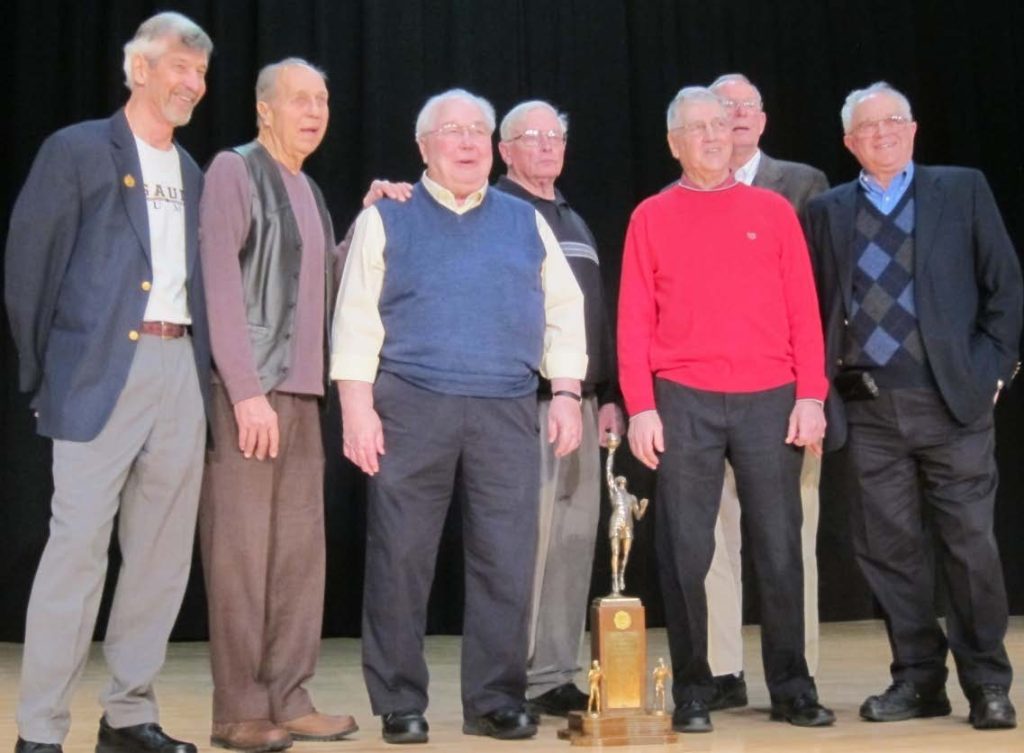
[211,720,292,752]
[281,712,358,741]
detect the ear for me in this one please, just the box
[130,53,149,87]
[497,139,513,166]
[756,110,767,138]
[416,136,429,166]
[256,100,272,129]
[666,132,681,161]
[842,133,857,157]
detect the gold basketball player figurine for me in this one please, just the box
[606,432,648,595]
[587,660,604,717]
[651,658,671,715]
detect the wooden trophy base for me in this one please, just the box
[557,709,678,747]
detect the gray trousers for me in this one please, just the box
[527,396,600,696]
[17,336,205,744]
[361,372,540,721]
[199,383,325,724]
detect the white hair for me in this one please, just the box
[122,11,213,90]
[414,88,495,138]
[666,86,722,130]
[498,100,569,141]
[841,81,913,133]
[708,72,763,105]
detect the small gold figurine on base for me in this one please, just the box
[587,660,604,717]
[651,658,671,715]
[606,432,648,595]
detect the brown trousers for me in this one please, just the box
[199,382,326,724]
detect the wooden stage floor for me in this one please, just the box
[2,619,1021,752]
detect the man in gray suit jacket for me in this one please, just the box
[4,13,213,753]
[699,73,829,711]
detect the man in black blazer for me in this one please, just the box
[699,73,830,711]
[5,12,213,753]
[804,81,1021,731]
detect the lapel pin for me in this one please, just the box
[123,174,136,188]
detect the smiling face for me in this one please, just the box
[713,78,766,162]
[667,98,733,186]
[131,37,208,128]
[417,96,494,199]
[258,64,329,167]
[843,91,917,184]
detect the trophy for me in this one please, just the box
[558,433,677,746]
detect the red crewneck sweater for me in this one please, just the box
[618,181,828,416]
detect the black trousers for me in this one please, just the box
[654,379,812,704]
[361,372,540,721]
[844,388,1012,692]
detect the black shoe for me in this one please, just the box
[525,683,589,717]
[770,692,836,727]
[707,672,748,711]
[463,707,537,740]
[859,681,952,722]
[671,700,713,733]
[381,712,429,744]
[96,717,196,753]
[967,685,1017,730]
[15,739,63,753]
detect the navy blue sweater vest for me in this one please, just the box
[375,183,546,398]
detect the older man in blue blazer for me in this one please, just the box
[804,82,1021,731]
[5,12,212,753]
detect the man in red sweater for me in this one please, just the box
[618,86,832,733]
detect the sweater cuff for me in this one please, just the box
[541,351,588,381]
[222,372,265,406]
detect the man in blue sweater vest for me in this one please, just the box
[330,88,587,744]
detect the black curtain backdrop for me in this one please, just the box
[2,0,1022,642]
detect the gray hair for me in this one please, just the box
[255,57,327,128]
[499,100,569,141]
[415,88,496,138]
[708,72,763,105]
[666,86,722,130]
[122,11,213,90]
[841,81,913,133]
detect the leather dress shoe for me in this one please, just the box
[210,721,291,751]
[707,672,748,711]
[463,707,537,740]
[525,683,589,717]
[859,681,951,722]
[281,712,358,741]
[770,692,836,727]
[381,712,429,745]
[671,700,713,733]
[15,739,63,753]
[967,685,1017,730]
[96,716,196,753]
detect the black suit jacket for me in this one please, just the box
[803,164,1022,451]
[5,109,211,441]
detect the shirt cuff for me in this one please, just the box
[329,353,379,382]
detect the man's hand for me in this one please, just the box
[548,378,583,457]
[628,410,664,469]
[786,399,826,457]
[233,395,279,460]
[597,402,625,447]
[362,179,414,208]
[338,380,385,475]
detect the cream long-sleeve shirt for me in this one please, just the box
[330,173,587,384]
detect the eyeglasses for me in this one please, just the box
[422,122,492,141]
[850,114,912,137]
[719,98,762,112]
[671,117,730,137]
[508,128,567,147]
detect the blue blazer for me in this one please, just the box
[804,164,1023,452]
[4,109,212,441]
